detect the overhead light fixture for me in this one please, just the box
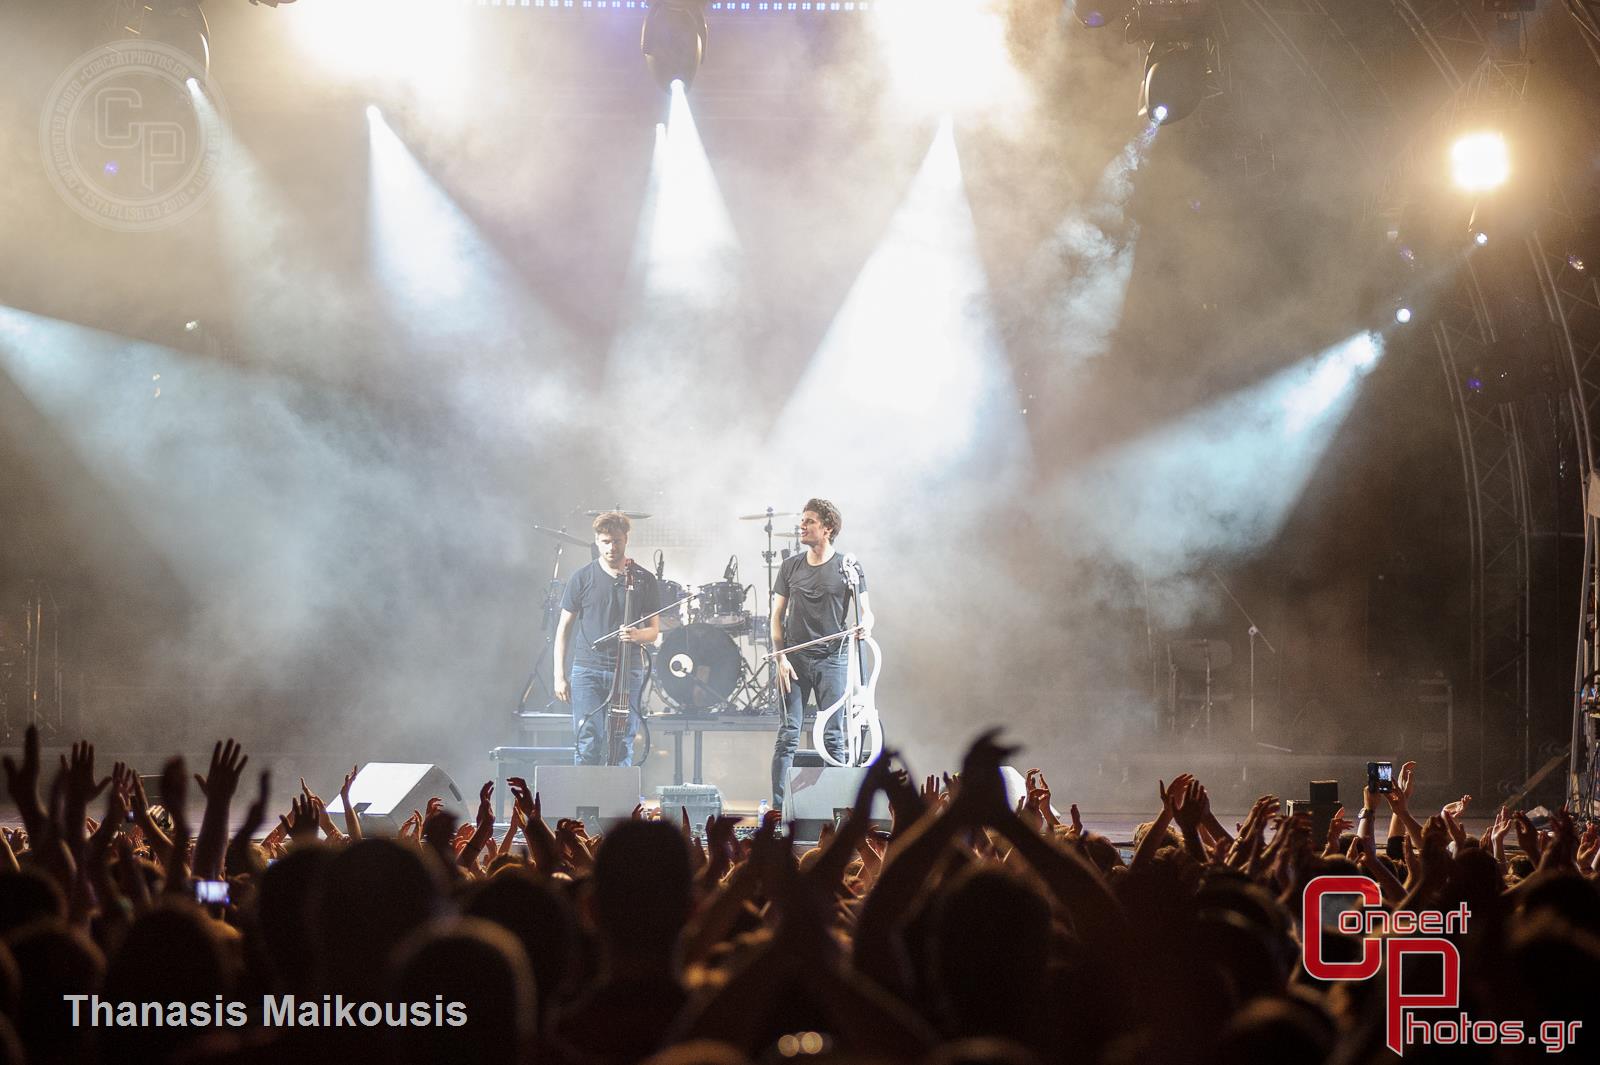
[1125,0,1214,44]
[121,2,211,75]
[1395,306,1413,325]
[1450,131,1510,192]
[1074,0,1134,30]
[1139,42,1208,125]
[642,0,710,91]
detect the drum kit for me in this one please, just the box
[520,507,807,716]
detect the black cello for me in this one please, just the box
[603,563,637,767]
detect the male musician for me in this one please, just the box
[770,498,875,809]
[554,512,660,766]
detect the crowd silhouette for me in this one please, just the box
[1,725,1597,1065]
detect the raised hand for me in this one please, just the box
[398,810,423,841]
[3,725,46,833]
[194,740,248,801]
[282,791,320,845]
[1158,774,1194,820]
[62,741,112,804]
[1486,804,1511,862]
[1513,810,1542,864]
[946,732,1016,827]
[225,771,272,877]
[338,764,362,841]
[1324,806,1353,857]
[505,777,537,824]
[1539,808,1578,872]
[704,814,740,883]
[1441,793,1472,821]
[1388,760,1417,813]
[1576,822,1600,871]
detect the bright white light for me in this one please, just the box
[1152,104,1169,124]
[185,76,200,93]
[1283,332,1381,433]
[366,104,381,122]
[641,80,739,303]
[290,0,470,99]
[872,0,1030,118]
[1451,131,1510,192]
[1474,230,1489,247]
[1395,307,1412,324]
[1055,332,1386,573]
[184,320,200,332]
[770,117,1029,501]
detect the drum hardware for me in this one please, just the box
[3,580,63,740]
[530,524,590,548]
[584,508,652,519]
[1167,638,1232,738]
[739,511,798,521]
[518,523,577,713]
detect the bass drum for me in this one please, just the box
[657,623,742,712]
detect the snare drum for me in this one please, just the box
[696,580,749,628]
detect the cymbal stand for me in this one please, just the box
[1209,569,1278,736]
[759,506,779,614]
[517,534,568,712]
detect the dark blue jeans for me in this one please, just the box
[772,652,848,807]
[570,664,646,766]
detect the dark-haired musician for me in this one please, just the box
[769,497,875,808]
[554,511,660,766]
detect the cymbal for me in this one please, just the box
[584,509,651,519]
[531,524,589,547]
[739,511,798,520]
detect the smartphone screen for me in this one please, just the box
[1368,761,1394,793]
[194,880,230,905]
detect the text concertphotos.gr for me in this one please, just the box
[64,994,470,1029]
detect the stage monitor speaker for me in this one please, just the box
[783,767,891,838]
[534,765,643,828]
[326,763,465,836]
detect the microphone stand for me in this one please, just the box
[518,533,568,712]
[1208,568,1277,737]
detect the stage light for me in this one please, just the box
[643,0,710,90]
[1474,229,1489,247]
[1139,43,1208,125]
[122,2,211,75]
[1125,0,1214,43]
[1074,0,1133,30]
[872,0,1029,117]
[1451,131,1509,192]
[1395,306,1412,325]
[366,104,382,122]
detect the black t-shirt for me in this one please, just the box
[775,551,866,660]
[561,560,660,670]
